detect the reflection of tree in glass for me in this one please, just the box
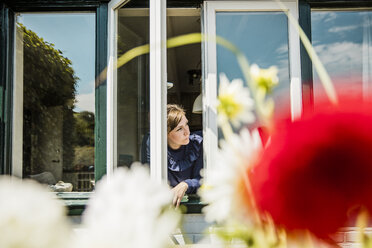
[20,23,77,177]
[21,23,77,109]
[74,111,95,147]
[73,111,95,171]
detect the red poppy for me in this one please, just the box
[250,101,372,239]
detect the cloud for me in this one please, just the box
[329,25,359,33]
[75,92,95,113]
[311,12,337,23]
[313,41,371,77]
[275,44,288,56]
[276,58,289,87]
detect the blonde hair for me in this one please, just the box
[167,104,185,133]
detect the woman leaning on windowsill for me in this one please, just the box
[143,104,203,208]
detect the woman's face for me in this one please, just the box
[168,115,190,149]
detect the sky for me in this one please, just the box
[17,13,96,113]
[311,11,372,101]
[216,11,290,114]
[215,10,372,107]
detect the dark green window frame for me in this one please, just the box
[298,0,372,114]
[0,0,108,214]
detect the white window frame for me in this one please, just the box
[12,23,24,178]
[107,0,168,183]
[203,0,302,177]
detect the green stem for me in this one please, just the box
[99,32,271,125]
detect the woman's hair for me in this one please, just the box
[167,104,185,133]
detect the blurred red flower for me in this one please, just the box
[250,101,372,239]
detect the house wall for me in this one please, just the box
[67,214,370,247]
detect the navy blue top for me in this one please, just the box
[143,131,203,194]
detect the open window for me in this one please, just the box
[114,7,150,168]
[107,0,204,187]
[108,0,302,186]
[107,1,152,179]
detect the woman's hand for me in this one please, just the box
[172,181,188,208]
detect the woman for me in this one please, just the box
[143,104,203,207]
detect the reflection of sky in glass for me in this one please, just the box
[18,13,95,113]
[216,11,290,118]
[312,11,372,101]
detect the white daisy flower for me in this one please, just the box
[250,64,279,94]
[217,73,255,128]
[200,128,263,224]
[0,176,71,248]
[73,163,180,248]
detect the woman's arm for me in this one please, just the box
[172,152,202,207]
[172,181,188,208]
[171,136,203,206]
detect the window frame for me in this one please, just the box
[107,0,168,183]
[202,0,302,178]
[0,0,108,188]
[0,3,15,175]
[107,0,203,185]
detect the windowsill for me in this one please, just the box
[56,192,92,216]
[180,194,206,214]
[57,192,206,215]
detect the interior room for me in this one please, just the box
[167,9,202,133]
[116,8,202,167]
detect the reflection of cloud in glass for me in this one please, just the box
[273,45,289,87]
[277,58,289,86]
[76,92,95,113]
[275,44,288,56]
[312,12,337,23]
[312,10,372,104]
[314,42,371,78]
[329,24,359,33]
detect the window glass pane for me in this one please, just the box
[311,11,372,103]
[216,11,291,130]
[15,13,95,192]
[116,8,149,167]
